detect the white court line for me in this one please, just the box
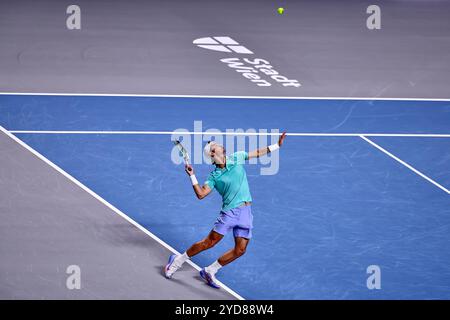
[0,91,450,101]
[0,125,244,300]
[360,135,450,195]
[9,130,450,138]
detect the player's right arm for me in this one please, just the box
[185,164,212,200]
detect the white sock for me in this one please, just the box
[174,252,189,266]
[205,260,222,275]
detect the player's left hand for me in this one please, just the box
[278,132,287,147]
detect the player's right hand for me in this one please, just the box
[185,164,194,176]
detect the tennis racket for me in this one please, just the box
[173,140,191,165]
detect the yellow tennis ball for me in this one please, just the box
[278,7,284,15]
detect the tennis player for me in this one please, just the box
[164,132,287,289]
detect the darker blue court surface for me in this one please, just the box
[1,95,450,299]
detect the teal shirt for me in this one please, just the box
[205,151,252,211]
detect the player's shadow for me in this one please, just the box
[155,265,205,284]
[154,266,228,297]
[156,265,191,278]
[99,223,167,248]
[100,222,198,249]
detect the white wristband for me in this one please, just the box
[190,175,199,186]
[268,144,280,152]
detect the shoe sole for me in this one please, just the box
[199,269,220,289]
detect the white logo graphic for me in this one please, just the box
[66,264,81,290]
[66,5,81,30]
[171,120,280,175]
[366,265,381,290]
[366,5,381,30]
[193,36,301,88]
[193,36,253,54]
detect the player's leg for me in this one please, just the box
[218,205,252,265]
[187,209,234,258]
[165,209,233,279]
[164,230,223,279]
[218,236,250,266]
[200,236,249,289]
[187,230,223,257]
[200,206,253,288]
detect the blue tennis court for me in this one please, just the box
[1,94,449,299]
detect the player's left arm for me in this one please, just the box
[247,132,286,160]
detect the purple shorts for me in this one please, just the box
[213,205,253,239]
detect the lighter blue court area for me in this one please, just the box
[1,95,450,299]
